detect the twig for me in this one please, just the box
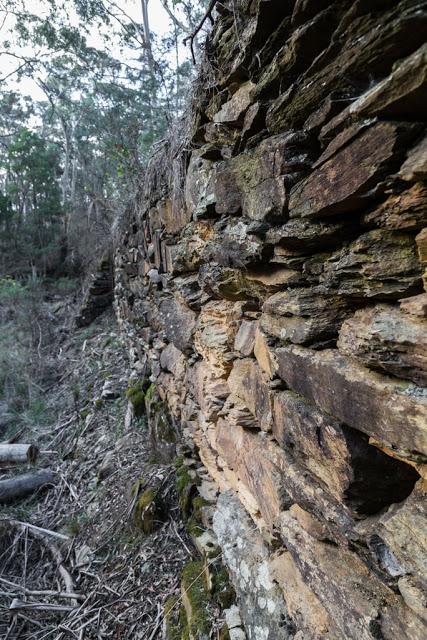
[0,519,70,542]
[183,0,218,63]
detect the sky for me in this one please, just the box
[0,0,180,100]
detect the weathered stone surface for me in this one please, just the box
[213,492,293,640]
[400,293,427,318]
[280,511,426,640]
[400,134,427,182]
[227,358,273,431]
[272,390,419,512]
[253,327,277,378]
[188,361,229,423]
[266,0,427,132]
[362,183,427,231]
[165,221,215,274]
[261,287,349,344]
[375,479,427,587]
[214,131,313,221]
[159,343,186,380]
[270,550,339,640]
[185,152,216,218]
[215,424,290,529]
[276,345,427,454]
[256,5,339,99]
[213,81,256,125]
[199,263,304,304]
[266,218,350,250]
[234,320,258,357]
[338,305,427,386]
[338,43,427,123]
[157,198,191,235]
[321,230,422,300]
[289,122,419,219]
[194,300,244,376]
[159,295,197,353]
[417,227,427,265]
[203,218,266,268]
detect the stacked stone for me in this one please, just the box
[76,255,114,327]
[115,1,427,638]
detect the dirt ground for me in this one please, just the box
[0,308,216,639]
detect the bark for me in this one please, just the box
[0,444,39,464]
[0,469,55,503]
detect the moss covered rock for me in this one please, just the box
[181,560,211,640]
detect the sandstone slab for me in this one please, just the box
[289,122,419,219]
[275,345,427,454]
[338,304,427,386]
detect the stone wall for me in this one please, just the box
[114,1,427,638]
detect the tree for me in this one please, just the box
[0,128,63,274]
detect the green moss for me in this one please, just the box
[211,566,235,609]
[94,398,103,410]
[186,516,204,538]
[144,382,156,403]
[181,561,210,638]
[192,496,209,521]
[176,465,197,517]
[125,384,146,416]
[164,596,185,640]
[219,625,231,640]
[174,456,184,469]
[134,487,157,533]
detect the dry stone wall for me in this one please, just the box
[115,1,427,637]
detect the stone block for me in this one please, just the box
[289,122,419,219]
[227,358,273,431]
[275,345,427,454]
[338,304,427,386]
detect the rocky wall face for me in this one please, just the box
[114,1,427,638]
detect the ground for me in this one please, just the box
[0,307,223,639]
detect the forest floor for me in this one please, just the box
[0,304,204,639]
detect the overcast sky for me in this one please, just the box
[0,0,177,100]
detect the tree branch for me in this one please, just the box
[183,0,218,64]
[159,0,191,35]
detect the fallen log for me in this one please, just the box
[0,469,55,503]
[0,444,39,464]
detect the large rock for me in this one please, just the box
[400,135,427,182]
[213,492,294,639]
[289,122,419,219]
[159,295,197,353]
[266,0,427,132]
[214,131,313,221]
[279,510,426,640]
[272,390,419,513]
[227,358,273,431]
[213,81,256,125]
[261,287,349,344]
[188,361,229,423]
[338,304,427,386]
[321,230,422,300]
[270,549,339,640]
[194,300,244,376]
[164,221,215,274]
[275,345,427,454]
[199,263,304,304]
[362,183,427,231]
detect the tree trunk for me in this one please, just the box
[0,469,55,503]
[0,443,39,464]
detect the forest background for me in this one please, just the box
[0,0,209,435]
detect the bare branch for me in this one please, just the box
[183,0,217,64]
[159,0,191,35]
